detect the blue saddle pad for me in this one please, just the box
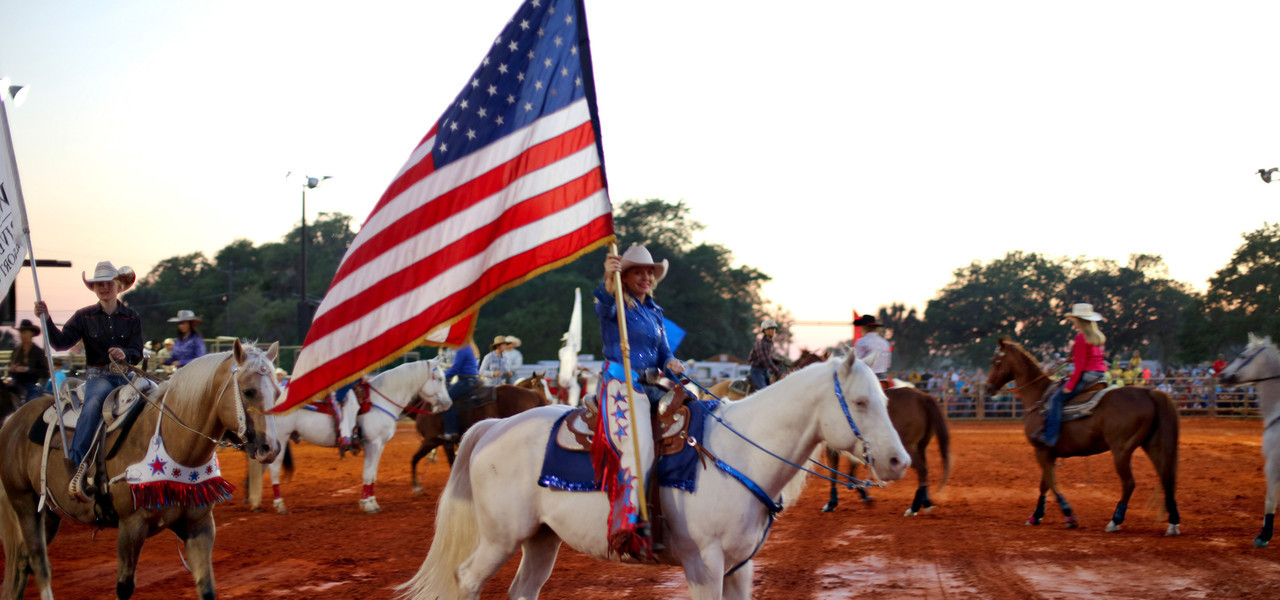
[537,400,716,493]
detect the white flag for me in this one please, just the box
[557,287,583,393]
[0,102,29,303]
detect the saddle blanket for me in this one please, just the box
[537,400,716,494]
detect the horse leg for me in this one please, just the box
[115,518,147,600]
[7,488,54,599]
[172,512,217,600]
[245,457,263,510]
[410,439,434,496]
[821,446,840,512]
[1256,456,1279,547]
[681,553,727,600]
[508,526,562,599]
[359,438,387,513]
[268,446,287,514]
[723,560,753,600]
[905,441,930,517]
[1027,450,1054,526]
[1105,446,1139,533]
[456,538,520,599]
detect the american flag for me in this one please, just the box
[276,0,614,412]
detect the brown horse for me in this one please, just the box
[409,380,549,494]
[798,350,954,516]
[986,337,1180,534]
[0,341,282,599]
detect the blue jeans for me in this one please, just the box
[748,367,770,392]
[69,373,128,465]
[443,375,478,436]
[1042,371,1104,446]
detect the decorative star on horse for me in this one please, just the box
[148,457,167,475]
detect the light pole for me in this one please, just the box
[295,174,330,342]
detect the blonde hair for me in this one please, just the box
[1078,319,1106,346]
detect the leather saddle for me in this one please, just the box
[1037,379,1111,420]
[555,381,694,456]
[37,378,158,443]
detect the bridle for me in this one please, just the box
[987,347,1067,397]
[116,354,253,450]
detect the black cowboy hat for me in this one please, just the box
[17,319,39,335]
[853,314,880,328]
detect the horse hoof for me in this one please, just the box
[1105,520,1120,533]
[1165,524,1181,537]
[904,509,918,517]
[922,506,936,515]
[250,506,263,513]
[821,503,835,513]
[412,486,424,497]
[1253,537,1269,548]
[1026,515,1041,526]
[1065,516,1079,529]
[861,496,876,505]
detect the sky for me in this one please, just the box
[2,1,1280,357]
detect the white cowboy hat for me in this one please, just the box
[82,261,136,292]
[1064,303,1104,322]
[760,318,778,331]
[618,245,668,283]
[490,335,509,349]
[168,309,203,325]
[506,336,522,347]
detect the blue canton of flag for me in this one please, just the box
[433,0,587,169]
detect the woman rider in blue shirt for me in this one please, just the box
[440,335,480,441]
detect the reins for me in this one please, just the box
[989,354,1068,398]
[365,380,439,416]
[112,356,248,451]
[676,370,877,491]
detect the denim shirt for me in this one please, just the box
[593,283,674,372]
[446,345,479,378]
[168,333,206,367]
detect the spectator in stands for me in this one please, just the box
[164,310,206,369]
[9,319,50,401]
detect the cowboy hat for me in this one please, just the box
[505,336,522,348]
[853,314,880,328]
[82,261,135,292]
[1064,303,1104,322]
[760,318,778,331]
[168,309,203,325]
[618,245,668,284]
[17,319,39,335]
[490,335,509,349]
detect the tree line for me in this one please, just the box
[108,198,1280,372]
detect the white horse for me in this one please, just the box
[1218,333,1280,548]
[396,353,909,600]
[262,359,451,514]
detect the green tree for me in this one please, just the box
[1179,223,1280,361]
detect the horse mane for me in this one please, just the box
[999,338,1043,372]
[371,359,435,398]
[155,343,275,406]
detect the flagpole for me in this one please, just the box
[0,95,69,454]
[609,243,649,525]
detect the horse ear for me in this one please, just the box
[233,339,246,363]
[997,336,1010,346]
[840,350,859,376]
[265,341,279,362]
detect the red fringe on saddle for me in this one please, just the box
[589,399,653,561]
[129,478,236,510]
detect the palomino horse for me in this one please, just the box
[986,337,1180,535]
[253,359,451,514]
[408,379,550,495]
[792,350,954,516]
[0,341,282,599]
[395,353,909,600]
[1217,333,1280,548]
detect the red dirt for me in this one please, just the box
[5,418,1280,599]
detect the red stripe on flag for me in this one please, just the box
[307,167,605,343]
[332,121,598,287]
[283,214,613,406]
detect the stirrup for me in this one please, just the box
[68,459,93,503]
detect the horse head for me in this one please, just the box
[986,336,1020,391]
[827,353,910,482]
[1219,333,1280,385]
[415,359,453,414]
[230,340,283,464]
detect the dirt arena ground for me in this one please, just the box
[5,418,1280,599]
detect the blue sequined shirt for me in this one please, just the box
[593,284,675,372]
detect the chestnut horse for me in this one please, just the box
[986,337,1180,534]
[796,350,953,516]
[409,378,549,494]
[0,341,282,599]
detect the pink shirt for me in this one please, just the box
[1066,332,1106,390]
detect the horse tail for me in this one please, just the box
[924,393,953,494]
[1146,388,1180,522]
[0,480,30,599]
[396,418,499,600]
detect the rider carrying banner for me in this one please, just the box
[35,260,144,502]
[594,245,685,560]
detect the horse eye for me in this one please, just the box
[244,388,257,399]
